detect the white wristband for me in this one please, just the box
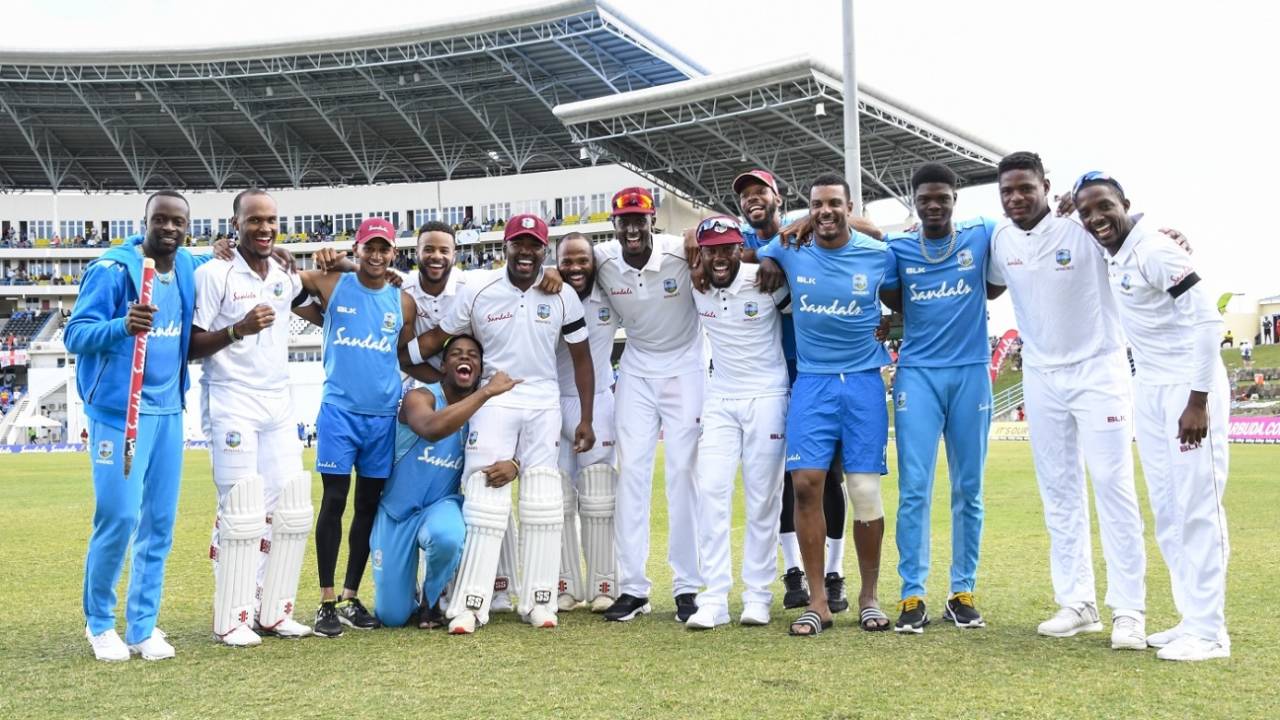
[407,337,424,365]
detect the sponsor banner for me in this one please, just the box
[989,329,1019,383]
[1228,416,1280,444]
[989,421,1030,441]
[0,440,211,454]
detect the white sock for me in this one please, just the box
[779,532,801,572]
[825,537,845,577]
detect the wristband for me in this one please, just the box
[406,338,424,365]
[510,458,521,476]
[227,325,240,343]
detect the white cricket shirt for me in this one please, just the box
[1104,217,1224,389]
[987,212,1124,369]
[593,233,703,378]
[557,283,618,396]
[443,268,588,409]
[193,252,301,392]
[693,263,790,399]
[399,268,469,369]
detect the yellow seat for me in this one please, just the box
[111,237,123,246]
[34,238,49,248]
[564,214,580,224]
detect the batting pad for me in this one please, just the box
[558,470,585,601]
[258,471,313,630]
[495,509,518,600]
[578,463,619,600]
[213,474,267,638]
[517,466,564,617]
[445,472,511,625]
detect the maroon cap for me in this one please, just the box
[354,217,396,245]
[695,216,745,247]
[503,214,549,245]
[610,186,656,216]
[732,169,778,195]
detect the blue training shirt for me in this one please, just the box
[883,217,996,368]
[379,383,466,522]
[742,226,797,360]
[321,272,404,416]
[141,274,184,414]
[758,232,892,374]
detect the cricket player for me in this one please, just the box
[189,189,314,646]
[370,336,520,627]
[554,232,621,613]
[732,169,855,611]
[880,164,996,633]
[67,190,208,661]
[300,217,417,637]
[1074,172,1230,661]
[987,152,1148,648]
[402,213,595,633]
[686,216,790,629]
[594,187,704,623]
[757,173,893,636]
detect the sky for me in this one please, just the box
[6,0,1278,329]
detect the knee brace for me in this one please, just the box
[844,472,884,522]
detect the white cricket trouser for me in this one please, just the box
[1134,376,1230,643]
[559,390,617,472]
[614,369,704,598]
[694,393,787,609]
[462,404,561,478]
[203,385,304,580]
[1023,351,1146,612]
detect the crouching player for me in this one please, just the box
[370,336,520,627]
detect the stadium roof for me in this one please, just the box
[0,0,703,192]
[554,56,1006,213]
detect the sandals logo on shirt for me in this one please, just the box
[957,248,974,269]
[663,278,679,296]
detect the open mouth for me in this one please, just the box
[745,203,766,217]
[454,361,474,383]
[514,258,535,272]
[1091,222,1113,240]
[565,270,588,288]
[816,217,837,232]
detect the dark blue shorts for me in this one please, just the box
[786,371,888,474]
[315,402,395,478]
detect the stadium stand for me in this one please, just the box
[1,311,54,349]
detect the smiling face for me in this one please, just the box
[417,230,455,284]
[1074,183,1133,253]
[557,236,595,296]
[809,184,850,244]
[998,168,1051,227]
[232,193,278,261]
[143,194,189,259]
[442,336,482,391]
[505,236,546,285]
[737,181,780,231]
[914,182,956,238]
[612,213,652,260]
[700,242,742,288]
[356,237,395,280]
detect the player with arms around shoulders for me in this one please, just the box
[1074,172,1231,661]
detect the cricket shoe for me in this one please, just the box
[558,593,581,612]
[525,606,558,629]
[603,594,651,622]
[336,597,380,629]
[260,617,312,639]
[218,625,262,647]
[449,611,479,635]
[824,573,849,613]
[739,602,771,626]
[1111,613,1147,650]
[943,592,986,629]
[490,592,515,614]
[782,568,809,609]
[589,594,614,613]
[894,596,929,634]
[1037,603,1103,637]
[313,601,343,638]
[674,593,698,622]
[1156,634,1230,661]
[86,626,129,662]
[129,628,175,661]
[685,605,729,630]
[1146,622,1185,649]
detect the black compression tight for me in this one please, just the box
[315,473,386,592]
[779,456,847,539]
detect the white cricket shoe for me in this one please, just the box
[1110,614,1147,650]
[685,605,729,630]
[525,606,558,629]
[739,602,771,626]
[129,628,176,661]
[219,625,262,647]
[557,593,581,612]
[86,626,129,662]
[1146,622,1185,649]
[589,595,614,613]
[1156,634,1230,661]
[448,611,479,635]
[490,592,514,614]
[268,618,313,638]
[1037,603,1103,637]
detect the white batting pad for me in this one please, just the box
[258,471,313,630]
[517,466,564,617]
[494,509,518,601]
[213,474,267,638]
[445,472,512,626]
[558,470,585,601]
[578,463,619,601]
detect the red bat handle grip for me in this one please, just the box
[123,258,156,476]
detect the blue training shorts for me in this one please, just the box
[786,370,888,474]
[315,402,395,478]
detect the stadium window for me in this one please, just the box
[278,216,288,234]
[650,187,662,208]
[29,220,53,239]
[190,219,212,237]
[590,193,607,214]
[59,220,86,239]
[218,218,231,236]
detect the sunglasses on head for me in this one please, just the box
[1072,170,1125,197]
[697,217,740,236]
[613,192,654,211]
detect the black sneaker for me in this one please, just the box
[943,592,986,628]
[674,593,698,623]
[336,597,381,630]
[314,601,343,638]
[782,567,809,609]
[894,596,930,634]
[603,594,652,622]
[824,573,849,613]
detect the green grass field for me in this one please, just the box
[1,443,1276,720]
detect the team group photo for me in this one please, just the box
[0,0,1274,718]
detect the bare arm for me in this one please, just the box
[399,372,521,442]
[567,339,596,453]
[398,325,451,368]
[986,283,1007,300]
